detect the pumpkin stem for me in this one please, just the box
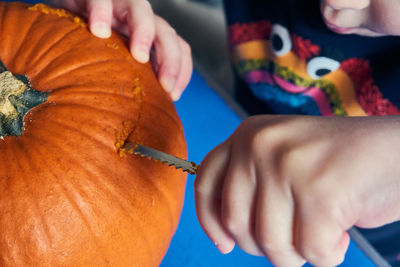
[0,61,48,137]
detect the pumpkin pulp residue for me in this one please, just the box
[28,4,87,28]
[0,61,48,137]
[115,120,135,157]
[106,43,120,50]
[116,77,145,157]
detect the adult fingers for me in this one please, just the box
[219,152,263,256]
[87,0,113,38]
[255,175,306,266]
[195,141,236,254]
[170,36,192,101]
[153,16,182,97]
[295,193,350,266]
[125,0,156,63]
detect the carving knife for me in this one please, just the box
[121,142,200,175]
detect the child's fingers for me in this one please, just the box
[194,142,236,254]
[87,0,113,38]
[220,160,263,256]
[170,36,193,101]
[255,177,306,266]
[153,16,182,96]
[295,194,350,266]
[126,0,156,63]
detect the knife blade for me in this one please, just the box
[121,142,200,175]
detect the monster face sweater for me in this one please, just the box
[225,0,400,116]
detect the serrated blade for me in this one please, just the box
[122,142,199,175]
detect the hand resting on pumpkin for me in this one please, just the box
[195,115,400,267]
[45,0,192,101]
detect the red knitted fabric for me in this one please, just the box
[291,34,320,61]
[340,58,400,115]
[228,21,272,47]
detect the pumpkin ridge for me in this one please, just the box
[29,127,164,220]
[26,27,82,74]
[0,144,23,266]
[1,3,42,68]
[13,13,78,75]
[36,104,132,141]
[12,140,54,255]
[15,148,52,250]
[35,62,139,93]
[38,58,133,86]
[143,100,183,131]
[31,98,155,261]
[49,91,140,113]
[51,90,138,102]
[32,35,96,81]
[30,133,139,215]
[29,30,91,79]
[49,84,141,98]
[19,136,111,263]
[28,133,155,260]
[43,102,135,122]
[35,142,109,248]
[28,3,87,28]
[0,4,5,49]
[10,11,42,70]
[120,108,179,240]
[43,119,115,151]
[50,87,140,101]
[119,98,186,231]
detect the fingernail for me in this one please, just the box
[215,242,231,254]
[91,22,111,38]
[133,46,149,63]
[160,78,175,93]
[171,90,181,101]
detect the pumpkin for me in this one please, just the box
[0,2,187,266]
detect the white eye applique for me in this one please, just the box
[306,56,340,79]
[270,24,292,56]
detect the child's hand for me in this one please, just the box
[195,115,400,267]
[45,0,192,101]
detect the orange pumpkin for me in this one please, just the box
[0,2,187,266]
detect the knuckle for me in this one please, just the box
[140,0,153,12]
[164,66,180,80]
[156,16,176,34]
[221,213,246,236]
[257,232,291,256]
[247,126,273,156]
[193,176,209,195]
[256,234,305,267]
[165,25,177,36]
[180,40,192,55]
[297,181,338,216]
[298,242,343,266]
[298,244,322,263]
[134,29,155,47]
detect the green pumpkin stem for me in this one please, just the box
[0,61,48,137]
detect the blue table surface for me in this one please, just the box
[162,71,376,267]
